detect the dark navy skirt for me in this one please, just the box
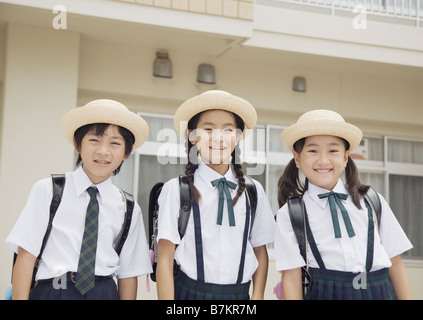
[175,270,250,300]
[305,267,396,300]
[29,277,119,300]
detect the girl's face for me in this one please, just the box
[75,125,129,184]
[189,109,240,174]
[293,135,349,191]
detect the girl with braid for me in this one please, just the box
[156,90,275,300]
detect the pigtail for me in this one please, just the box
[277,138,307,207]
[231,144,245,206]
[345,157,370,209]
[277,158,307,207]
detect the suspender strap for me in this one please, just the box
[304,207,326,269]
[364,201,375,272]
[304,202,375,272]
[236,196,251,284]
[193,202,205,282]
[192,198,251,284]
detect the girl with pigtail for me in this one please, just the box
[278,138,369,209]
[274,109,413,300]
[156,90,275,300]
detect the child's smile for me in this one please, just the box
[94,159,111,165]
[294,135,349,191]
[315,168,333,174]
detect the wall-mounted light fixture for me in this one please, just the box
[153,51,172,78]
[293,76,306,92]
[197,64,216,84]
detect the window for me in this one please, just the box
[386,138,423,259]
[113,114,423,261]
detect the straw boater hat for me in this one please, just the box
[280,109,363,152]
[174,90,257,139]
[61,99,149,150]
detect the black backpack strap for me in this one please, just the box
[364,187,382,229]
[287,195,310,295]
[148,182,164,248]
[288,196,307,263]
[147,182,165,282]
[28,174,65,287]
[244,175,257,236]
[37,174,66,263]
[178,175,191,239]
[115,189,135,256]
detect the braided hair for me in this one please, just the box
[185,111,246,205]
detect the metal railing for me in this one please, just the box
[269,0,422,26]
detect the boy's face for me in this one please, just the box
[75,125,128,184]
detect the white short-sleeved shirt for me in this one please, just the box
[275,179,413,273]
[6,166,153,280]
[157,162,275,284]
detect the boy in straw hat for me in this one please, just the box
[6,99,152,300]
[274,109,413,300]
[156,90,275,300]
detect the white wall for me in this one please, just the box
[78,38,423,139]
[0,23,79,295]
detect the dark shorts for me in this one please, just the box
[29,276,119,300]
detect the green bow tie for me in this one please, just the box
[318,191,355,239]
[211,177,237,226]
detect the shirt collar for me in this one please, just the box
[72,165,113,200]
[307,179,348,209]
[196,162,238,190]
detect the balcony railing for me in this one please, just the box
[269,0,422,26]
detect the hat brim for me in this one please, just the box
[280,120,363,153]
[61,101,149,150]
[174,90,257,140]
